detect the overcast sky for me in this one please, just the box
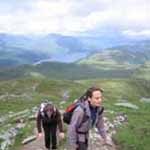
[0,0,150,38]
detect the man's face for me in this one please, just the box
[46,110,53,118]
[88,90,103,107]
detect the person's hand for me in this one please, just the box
[37,133,43,139]
[59,132,65,139]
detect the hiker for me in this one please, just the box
[36,102,64,150]
[67,86,112,150]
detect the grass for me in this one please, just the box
[0,76,150,150]
[114,110,150,150]
[9,121,35,150]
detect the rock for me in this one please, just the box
[0,127,20,150]
[22,135,37,145]
[8,109,30,118]
[62,90,70,101]
[28,115,36,120]
[15,118,25,123]
[115,102,139,109]
[140,97,150,103]
[105,110,115,114]
[60,101,66,105]
[16,123,26,129]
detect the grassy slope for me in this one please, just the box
[133,61,150,80]
[0,77,87,115]
[0,77,150,150]
[0,62,134,81]
[73,78,150,150]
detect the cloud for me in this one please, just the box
[0,0,149,36]
[122,30,150,38]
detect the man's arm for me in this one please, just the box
[96,114,113,146]
[36,111,42,133]
[56,109,64,132]
[96,114,107,139]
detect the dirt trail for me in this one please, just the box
[21,112,127,150]
[21,136,45,150]
[21,131,116,150]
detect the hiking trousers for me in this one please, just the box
[43,124,57,149]
[76,140,88,150]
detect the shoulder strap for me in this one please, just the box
[40,103,47,117]
[77,104,87,129]
[98,106,104,116]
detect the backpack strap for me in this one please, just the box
[98,106,104,116]
[76,104,88,130]
[53,106,56,113]
[40,103,47,117]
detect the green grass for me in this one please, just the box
[9,121,35,150]
[0,77,150,150]
[114,110,150,150]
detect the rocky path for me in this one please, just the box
[21,131,116,150]
[21,112,128,150]
[21,135,45,150]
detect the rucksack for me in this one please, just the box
[63,101,86,124]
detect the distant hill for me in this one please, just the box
[0,61,134,80]
[0,46,49,68]
[132,61,150,80]
[0,33,95,67]
[0,34,150,80]
[77,41,150,70]
[0,33,136,67]
[0,34,50,68]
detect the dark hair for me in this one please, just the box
[44,103,54,112]
[79,86,103,101]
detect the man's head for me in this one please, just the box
[86,86,103,107]
[44,103,55,118]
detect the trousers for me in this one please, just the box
[43,124,57,149]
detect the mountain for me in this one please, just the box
[0,45,49,69]
[0,40,150,80]
[0,32,137,67]
[77,41,150,70]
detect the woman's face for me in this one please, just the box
[88,90,103,107]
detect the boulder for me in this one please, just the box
[22,135,37,145]
[115,102,139,109]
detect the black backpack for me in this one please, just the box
[63,102,85,124]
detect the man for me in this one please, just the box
[36,102,64,150]
[68,86,112,150]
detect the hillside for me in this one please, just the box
[0,46,49,68]
[0,77,150,150]
[0,61,134,80]
[0,33,103,66]
[0,37,150,150]
[132,61,150,80]
[78,41,150,70]
[0,33,145,67]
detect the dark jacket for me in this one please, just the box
[36,106,64,133]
